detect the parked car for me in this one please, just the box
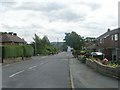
[91,52,104,60]
[91,52,103,56]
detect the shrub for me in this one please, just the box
[107,62,119,67]
[3,45,34,59]
[23,45,34,57]
[78,55,86,63]
[3,45,24,58]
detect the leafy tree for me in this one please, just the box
[42,35,50,45]
[64,31,85,50]
[31,34,58,55]
[32,34,43,54]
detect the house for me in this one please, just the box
[96,28,120,62]
[0,32,26,45]
[84,37,96,52]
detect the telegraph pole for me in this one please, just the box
[35,33,37,56]
[57,38,59,46]
[57,38,59,54]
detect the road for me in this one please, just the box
[2,52,119,89]
[2,52,71,88]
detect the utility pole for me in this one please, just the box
[35,33,37,56]
[57,38,59,46]
[57,38,59,53]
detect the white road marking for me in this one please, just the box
[39,63,44,66]
[28,65,37,69]
[39,61,49,66]
[9,70,24,78]
[5,64,10,67]
[41,56,46,59]
[41,56,48,59]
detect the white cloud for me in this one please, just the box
[0,0,119,43]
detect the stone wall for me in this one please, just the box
[86,59,120,79]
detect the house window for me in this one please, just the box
[114,34,118,41]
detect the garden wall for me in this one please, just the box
[86,59,120,79]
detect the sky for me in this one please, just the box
[0,0,119,43]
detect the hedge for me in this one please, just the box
[23,45,34,57]
[2,45,34,59]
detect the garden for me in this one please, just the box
[72,50,120,79]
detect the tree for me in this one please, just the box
[64,31,85,50]
[31,34,58,55]
[31,34,43,55]
[42,35,50,45]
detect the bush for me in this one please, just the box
[72,50,81,58]
[23,45,34,57]
[78,55,86,63]
[2,45,24,58]
[107,62,119,67]
[3,45,33,58]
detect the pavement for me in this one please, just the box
[2,52,71,88]
[69,55,119,89]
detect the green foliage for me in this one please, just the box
[31,34,58,55]
[63,31,85,50]
[107,62,119,67]
[72,50,78,58]
[3,45,24,58]
[78,55,86,63]
[23,45,34,57]
[62,43,67,51]
[3,45,33,58]
[3,45,14,58]
[42,36,50,45]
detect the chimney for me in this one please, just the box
[107,28,110,32]
[13,33,17,36]
[8,32,13,35]
[2,32,7,35]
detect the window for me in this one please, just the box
[114,34,118,41]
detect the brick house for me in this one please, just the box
[96,28,120,62]
[0,32,26,45]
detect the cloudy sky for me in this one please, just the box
[0,0,119,43]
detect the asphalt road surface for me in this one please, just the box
[2,52,119,89]
[2,52,71,88]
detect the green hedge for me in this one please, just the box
[2,45,34,58]
[23,45,34,57]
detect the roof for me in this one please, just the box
[0,34,26,43]
[97,28,120,39]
